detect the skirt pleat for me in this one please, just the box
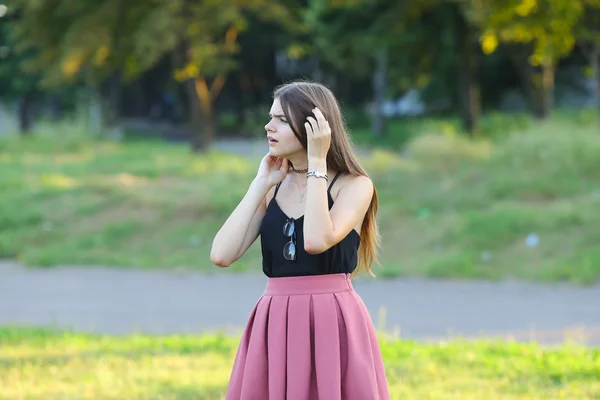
[335,291,380,399]
[286,295,313,400]
[268,295,288,399]
[225,273,389,400]
[240,296,271,397]
[312,293,342,400]
[359,295,390,400]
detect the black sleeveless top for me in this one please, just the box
[260,172,361,277]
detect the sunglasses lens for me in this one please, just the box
[283,240,296,261]
[283,219,295,237]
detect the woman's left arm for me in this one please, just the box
[303,165,373,254]
[302,108,374,254]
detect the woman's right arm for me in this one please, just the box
[210,155,288,267]
[209,177,271,267]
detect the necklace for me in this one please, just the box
[290,165,308,173]
[294,175,307,202]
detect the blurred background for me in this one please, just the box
[1,0,600,399]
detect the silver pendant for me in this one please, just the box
[300,192,305,202]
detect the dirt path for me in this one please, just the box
[2,260,599,345]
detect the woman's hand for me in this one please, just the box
[256,153,289,187]
[305,107,332,162]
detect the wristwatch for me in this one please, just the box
[306,170,328,180]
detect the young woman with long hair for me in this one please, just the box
[211,80,389,399]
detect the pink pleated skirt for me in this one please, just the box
[225,273,390,400]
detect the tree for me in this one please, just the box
[128,0,295,152]
[411,0,485,136]
[575,0,600,110]
[8,0,146,135]
[307,0,439,137]
[0,3,43,134]
[308,0,491,137]
[475,0,584,119]
[8,0,295,151]
[451,0,485,135]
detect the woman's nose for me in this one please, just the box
[265,120,275,132]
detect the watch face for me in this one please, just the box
[307,170,328,180]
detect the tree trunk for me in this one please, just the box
[190,111,215,152]
[458,17,481,136]
[508,46,554,120]
[177,20,234,151]
[584,44,600,110]
[131,78,146,117]
[102,72,123,139]
[184,79,207,152]
[18,91,35,135]
[236,72,252,131]
[312,57,324,82]
[593,54,600,110]
[88,88,104,136]
[530,61,554,119]
[196,103,215,152]
[371,47,387,138]
[527,62,554,119]
[183,76,222,152]
[595,64,600,117]
[46,93,62,120]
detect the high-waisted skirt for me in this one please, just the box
[225,273,390,400]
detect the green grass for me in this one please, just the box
[1,110,600,283]
[0,326,598,399]
[348,110,535,149]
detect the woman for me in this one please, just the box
[210,80,390,399]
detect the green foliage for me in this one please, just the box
[1,327,599,399]
[306,0,441,93]
[0,5,39,99]
[348,110,534,149]
[577,0,600,44]
[135,0,291,81]
[7,0,295,87]
[477,0,584,65]
[8,0,121,86]
[4,0,600,139]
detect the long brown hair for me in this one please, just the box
[273,80,381,277]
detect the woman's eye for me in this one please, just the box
[280,119,288,124]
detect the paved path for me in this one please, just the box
[2,260,599,345]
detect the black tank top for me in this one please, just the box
[260,172,361,277]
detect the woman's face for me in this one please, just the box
[265,98,304,158]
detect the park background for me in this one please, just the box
[1,0,600,399]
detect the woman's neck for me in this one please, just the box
[286,154,308,187]
[288,157,308,172]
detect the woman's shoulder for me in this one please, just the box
[330,172,374,199]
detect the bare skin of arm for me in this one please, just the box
[210,155,288,267]
[302,107,373,254]
[303,163,373,254]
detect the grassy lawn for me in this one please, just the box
[1,326,598,400]
[1,110,600,283]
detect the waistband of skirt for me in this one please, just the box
[263,273,354,296]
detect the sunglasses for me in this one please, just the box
[283,218,297,261]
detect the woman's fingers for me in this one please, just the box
[313,108,329,134]
[279,158,289,173]
[304,121,314,136]
[306,116,319,135]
